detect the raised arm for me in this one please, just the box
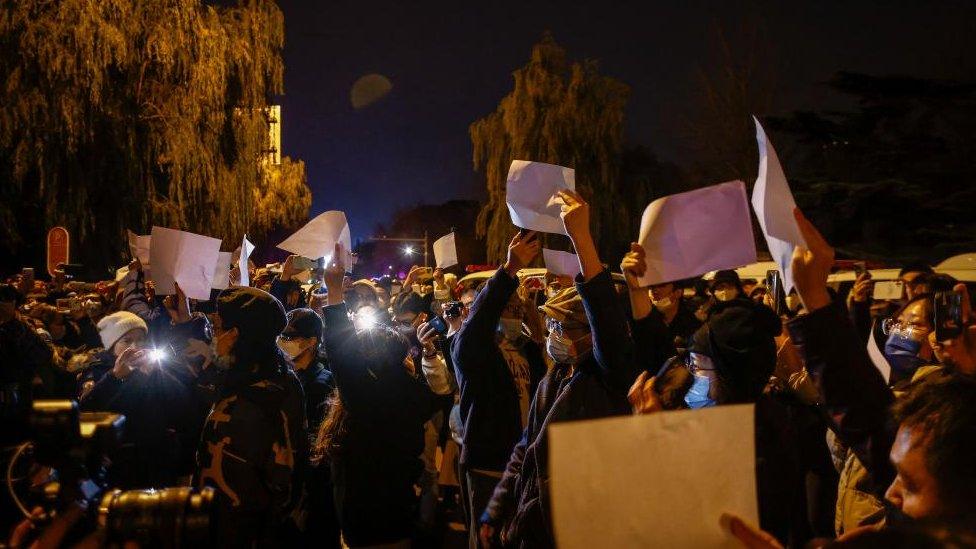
[787,208,895,494]
[558,189,638,393]
[451,231,539,376]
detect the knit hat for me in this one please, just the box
[284,308,324,340]
[710,269,742,289]
[539,286,589,329]
[216,287,287,343]
[97,311,148,350]
[688,300,781,402]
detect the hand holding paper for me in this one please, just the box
[506,160,576,234]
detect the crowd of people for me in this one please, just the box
[2,190,975,548]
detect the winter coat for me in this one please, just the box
[450,268,547,472]
[482,269,638,548]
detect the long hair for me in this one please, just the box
[312,388,346,463]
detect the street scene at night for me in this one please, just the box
[2,1,976,547]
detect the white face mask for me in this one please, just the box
[546,333,576,364]
[652,297,673,312]
[276,337,311,359]
[713,289,737,302]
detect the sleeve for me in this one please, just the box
[787,300,896,495]
[120,268,155,323]
[450,268,518,379]
[847,298,873,345]
[630,312,675,375]
[79,372,125,411]
[576,269,639,395]
[481,430,528,527]
[321,302,373,414]
[421,353,454,396]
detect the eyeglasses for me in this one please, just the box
[882,318,930,340]
[546,318,564,337]
[684,352,716,375]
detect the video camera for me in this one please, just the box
[4,400,214,547]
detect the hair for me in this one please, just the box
[891,374,976,521]
[899,262,935,277]
[312,325,410,460]
[654,357,694,410]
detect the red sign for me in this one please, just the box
[46,227,70,277]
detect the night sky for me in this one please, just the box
[278,0,974,241]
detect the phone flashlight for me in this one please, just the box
[148,348,167,362]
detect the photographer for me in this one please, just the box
[196,286,306,547]
[78,311,196,490]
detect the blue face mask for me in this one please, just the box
[684,375,716,409]
[884,333,924,382]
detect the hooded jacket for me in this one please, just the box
[482,269,637,548]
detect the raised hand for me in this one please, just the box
[324,243,346,306]
[504,230,540,276]
[620,242,647,290]
[556,189,591,243]
[627,370,662,415]
[790,208,834,313]
[850,272,873,303]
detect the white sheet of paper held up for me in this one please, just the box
[433,232,458,269]
[277,211,352,263]
[550,405,758,549]
[127,230,151,266]
[637,180,757,286]
[148,227,222,301]
[752,117,806,292]
[237,235,255,287]
[211,252,232,290]
[506,160,575,234]
[543,248,581,278]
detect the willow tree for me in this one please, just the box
[470,34,631,264]
[0,0,310,274]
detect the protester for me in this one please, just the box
[314,244,437,548]
[451,231,547,548]
[479,190,640,548]
[195,286,306,547]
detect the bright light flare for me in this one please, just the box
[402,246,414,255]
[148,348,167,362]
[353,306,379,330]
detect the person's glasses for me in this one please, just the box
[684,352,716,375]
[546,318,564,337]
[882,318,929,340]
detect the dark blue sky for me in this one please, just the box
[277,0,973,241]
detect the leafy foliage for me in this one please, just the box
[0,0,310,274]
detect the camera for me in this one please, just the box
[4,401,214,547]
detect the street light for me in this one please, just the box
[403,245,414,255]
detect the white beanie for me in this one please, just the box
[97,311,148,350]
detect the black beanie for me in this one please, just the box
[284,308,323,340]
[217,287,286,343]
[688,300,781,403]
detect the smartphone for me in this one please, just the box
[853,262,867,278]
[934,291,964,341]
[428,315,448,335]
[443,301,464,318]
[873,280,904,301]
[765,269,784,315]
[55,298,71,312]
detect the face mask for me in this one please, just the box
[785,295,801,312]
[884,333,925,382]
[498,318,523,341]
[546,333,576,364]
[276,337,311,359]
[713,289,736,302]
[684,375,716,409]
[652,297,673,312]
